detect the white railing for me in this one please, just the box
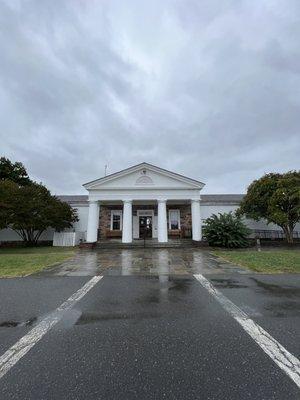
[53,231,86,247]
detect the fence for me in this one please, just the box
[53,231,86,247]
[252,230,300,240]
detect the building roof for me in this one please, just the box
[57,194,244,205]
[201,194,244,204]
[57,195,88,204]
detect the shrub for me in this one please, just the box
[203,212,250,248]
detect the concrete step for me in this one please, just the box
[95,239,195,249]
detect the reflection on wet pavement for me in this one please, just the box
[264,301,300,318]
[0,317,37,328]
[75,311,162,324]
[210,278,248,289]
[250,278,300,297]
[61,276,198,327]
[46,248,247,276]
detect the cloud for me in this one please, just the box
[0,0,299,194]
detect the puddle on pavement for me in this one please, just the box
[239,305,262,317]
[136,293,161,304]
[70,277,192,326]
[0,317,37,328]
[134,276,192,304]
[0,321,19,328]
[75,311,161,325]
[167,279,191,292]
[264,301,300,317]
[210,278,248,289]
[251,278,300,297]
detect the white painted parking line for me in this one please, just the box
[0,276,103,380]
[194,274,300,389]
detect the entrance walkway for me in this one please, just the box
[44,248,248,276]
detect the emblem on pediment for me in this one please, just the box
[135,169,154,185]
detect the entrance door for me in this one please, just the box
[139,216,152,239]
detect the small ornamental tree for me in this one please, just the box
[238,171,300,243]
[0,180,78,245]
[0,157,31,186]
[203,212,250,248]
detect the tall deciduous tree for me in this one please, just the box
[0,157,31,185]
[0,181,78,245]
[238,171,300,243]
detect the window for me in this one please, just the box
[169,209,180,230]
[112,214,121,230]
[111,210,122,230]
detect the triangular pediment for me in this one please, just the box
[83,163,205,191]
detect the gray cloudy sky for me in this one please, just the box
[1,0,299,195]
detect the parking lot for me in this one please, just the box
[0,249,299,399]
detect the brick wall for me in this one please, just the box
[98,204,193,240]
[167,204,192,238]
[98,205,122,239]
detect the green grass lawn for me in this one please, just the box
[212,250,300,273]
[0,246,76,277]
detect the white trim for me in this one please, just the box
[168,209,181,230]
[86,186,197,190]
[137,210,154,217]
[69,203,89,207]
[83,162,205,189]
[110,210,123,231]
[88,190,201,202]
[137,209,155,238]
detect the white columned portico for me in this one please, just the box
[191,199,202,241]
[157,199,168,243]
[86,200,100,242]
[122,200,133,243]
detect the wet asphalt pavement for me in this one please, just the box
[0,250,299,399]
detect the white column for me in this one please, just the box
[191,199,202,241]
[86,201,100,243]
[157,199,168,243]
[122,200,133,243]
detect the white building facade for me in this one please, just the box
[83,163,204,244]
[0,163,298,245]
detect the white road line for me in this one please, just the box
[194,274,300,389]
[0,275,103,380]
